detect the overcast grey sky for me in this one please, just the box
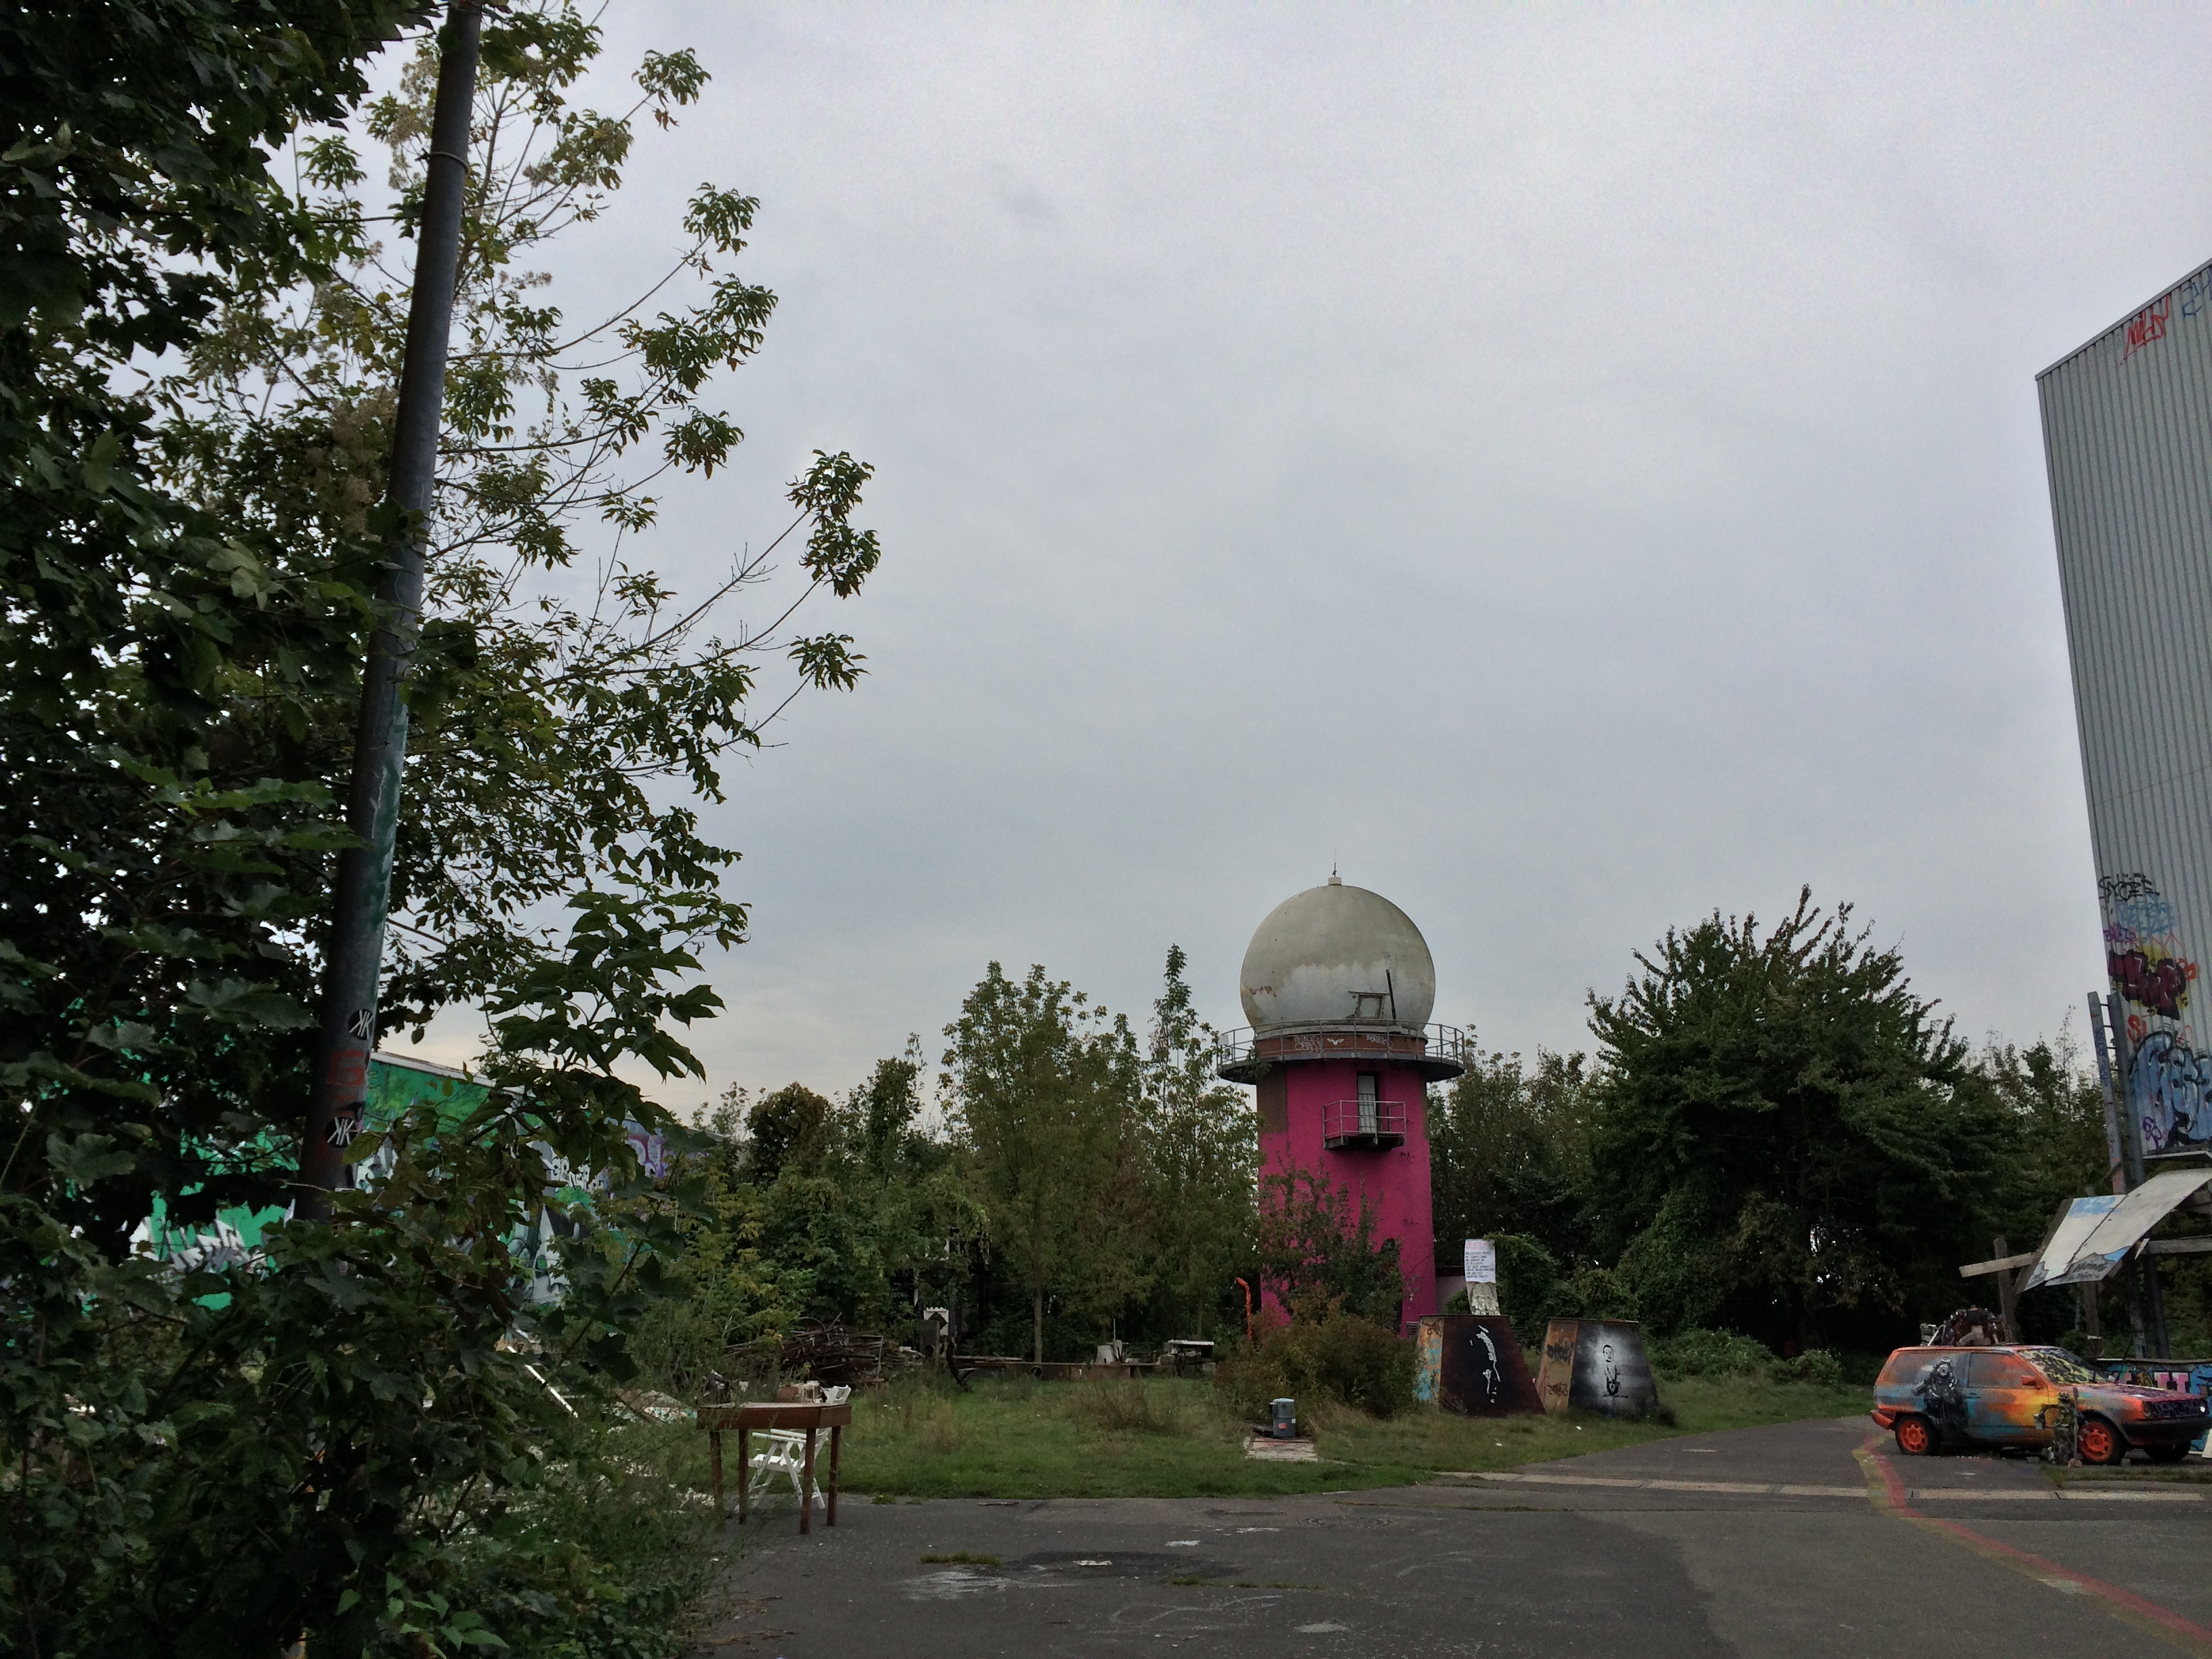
[407,3,2212,1107]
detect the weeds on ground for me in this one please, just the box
[839,1368,1867,1500]
[431,1415,734,1659]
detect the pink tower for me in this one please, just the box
[1220,875,1467,1332]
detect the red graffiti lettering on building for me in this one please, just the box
[2112,948,2194,1019]
[2125,297,2173,361]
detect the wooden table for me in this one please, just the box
[698,1401,852,1534]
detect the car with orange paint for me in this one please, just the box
[1872,1345,2207,1465]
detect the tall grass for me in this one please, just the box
[836,1369,1870,1500]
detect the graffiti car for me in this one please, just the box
[1872,1345,2207,1465]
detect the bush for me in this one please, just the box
[426,1416,727,1659]
[1543,1263,1640,1324]
[1494,1233,1562,1333]
[1772,1348,1845,1385]
[1216,1298,1415,1419]
[1650,1327,1775,1377]
[1647,1326,1845,1386]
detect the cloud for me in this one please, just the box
[501,3,2212,1101]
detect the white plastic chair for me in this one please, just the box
[747,1429,824,1511]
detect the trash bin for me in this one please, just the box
[1271,1398,1296,1439]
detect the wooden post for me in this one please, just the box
[1992,1236,2018,1340]
[828,1425,841,1527]
[737,1426,750,1525]
[2080,1281,2102,1357]
[709,1429,723,1523]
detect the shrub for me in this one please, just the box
[1772,1347,1845,1385]
[1216,1298,1415,1419]
[1543,1263,1640,1324]
[1650,1327,1776,1378]
[1258,1169,1406,1326]
[438,1416,727,1659]
[1494,1233,1562,1334]
[1647,1326,1846,1386]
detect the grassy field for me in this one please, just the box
[831,1372,1869,1501]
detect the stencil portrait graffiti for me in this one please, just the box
[1914,1355,1969,1443]
[1472,1324,1503,1407]
[1412,1315,1542,1416]
[1557,1327,1663,1415]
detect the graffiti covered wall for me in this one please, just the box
[137,1052,671,1303]
[2042,258,2212,1158]
[2102,874,2212,1153]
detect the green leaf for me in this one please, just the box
[81,430,121,493]
[47,1132,136,1188]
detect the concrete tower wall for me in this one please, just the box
[1258,1058,1437,1326]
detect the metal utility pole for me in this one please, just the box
[300,1,484,1212]
[2089,994,2150,1354]
[2099,991,2169,1357]
[2106,992,2148,1191]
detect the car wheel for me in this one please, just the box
[2146,1443,2190,1465]
[1894,1414,1936,1456]
[2077,1415,2125,1466]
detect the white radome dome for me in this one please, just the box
[1238,878,1437,1031]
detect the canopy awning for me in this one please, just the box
[2018,1170,2212,1291]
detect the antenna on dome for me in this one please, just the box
[1328,859,1340,886]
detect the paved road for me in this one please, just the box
[689,1416,2212,1657]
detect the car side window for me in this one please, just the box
[1881,1353,1937,1388]
[1967,1353,2034,1387]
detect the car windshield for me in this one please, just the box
[2024,1348,2101,1385]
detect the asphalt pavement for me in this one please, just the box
[687,1414,2212,1657]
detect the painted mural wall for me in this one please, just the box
[2041,258,2212,1158]
[137,1052,669,1303]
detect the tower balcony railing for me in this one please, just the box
[1323,1099,1407,1149]
[1214,1021,1471,1071]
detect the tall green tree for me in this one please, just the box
[945,964,1147,1361]
[3,7,882,1652]
[630,1052,987,1392]
[1586,888,2018,1351]
[1428,1042,1593,1271]
[745,1082,836,1185]
[1141,945,1256,1335]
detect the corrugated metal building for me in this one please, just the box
[2040,256,2212,1155]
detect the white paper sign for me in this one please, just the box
[1464,1238,1497,1284]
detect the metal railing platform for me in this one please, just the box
[1322,1098,1407,1148]
[1214,1021,1471,1082]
